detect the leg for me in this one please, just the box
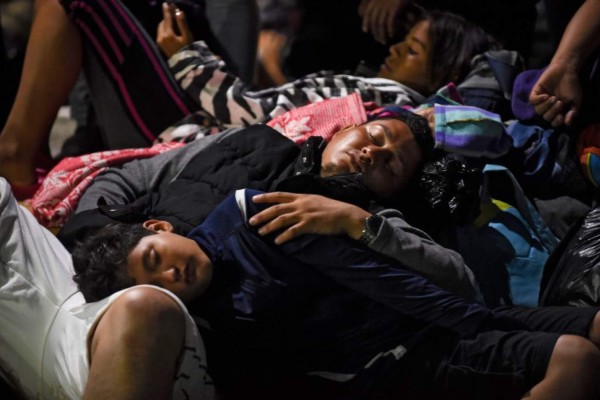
[84,287,185,399]
[0,0,82,186]
[67,0,195,148]
[204,0,259,83]
[419,330,600,400]
[526,335,600,399]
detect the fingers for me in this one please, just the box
[174,7,192,43]
[162,3,174,27]
[529,89,549,106]
[532,96,558,118]
[251,192,298,204]
[248,204,284,227]
[273,225,301,245]
[564,108,578,126]
[540,97,565,124]
[252,207,302,244]
[248,193,299,227]
[551,114,564,128]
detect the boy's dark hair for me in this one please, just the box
[71,222,156,302]
[426,10,502,89]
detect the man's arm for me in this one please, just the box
[250,192,479,300]
[241,190,512,337]
[372,208,479,300]
[529,0,600,126]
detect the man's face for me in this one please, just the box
[320,118,423,198]
[377,20,433,95]
[127,230,213,303]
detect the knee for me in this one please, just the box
[587,311,600,346]
[552,335,600,374]
[99,287,185,347]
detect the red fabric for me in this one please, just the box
[31,143,184,228]
[267,93,367,145]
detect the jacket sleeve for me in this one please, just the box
[167,41,419,127]
[433,104,512,158]
[369,209,481,302]
[75,130,234,212]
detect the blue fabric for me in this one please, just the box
[506,121,555,179]
[453,165,558,307]
[489,205,552,306]
[503,121,587,198]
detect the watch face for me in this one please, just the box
[361,215,383,245]
[367,215,383,235]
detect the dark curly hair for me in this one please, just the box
[71,222,156,302]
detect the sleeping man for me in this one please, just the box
[71,188,600,400]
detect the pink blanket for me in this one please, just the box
[32,143,184,228]
[267,93,367,144]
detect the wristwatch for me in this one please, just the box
[359,214,384,246]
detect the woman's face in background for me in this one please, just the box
[377,20,433,95]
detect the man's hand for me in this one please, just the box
[157,2,193,58]
[249,192,371,244]
[358,0,411,44]
[529,63,582,127]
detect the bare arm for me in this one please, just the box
[530,0,600,126]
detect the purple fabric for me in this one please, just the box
[511,68,546,121]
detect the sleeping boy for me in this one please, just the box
[70,188,600,400]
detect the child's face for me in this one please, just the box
[377,20,433,94]
[127,230,213,303]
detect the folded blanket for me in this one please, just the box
[267,92,367,144]
[31,143,184,228]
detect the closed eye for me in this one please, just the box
[367,126,384,146]
[143,248,161,272]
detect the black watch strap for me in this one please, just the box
[359,215,383,245]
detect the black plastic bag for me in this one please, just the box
[419,155,483,226]
[540,206,600,306]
